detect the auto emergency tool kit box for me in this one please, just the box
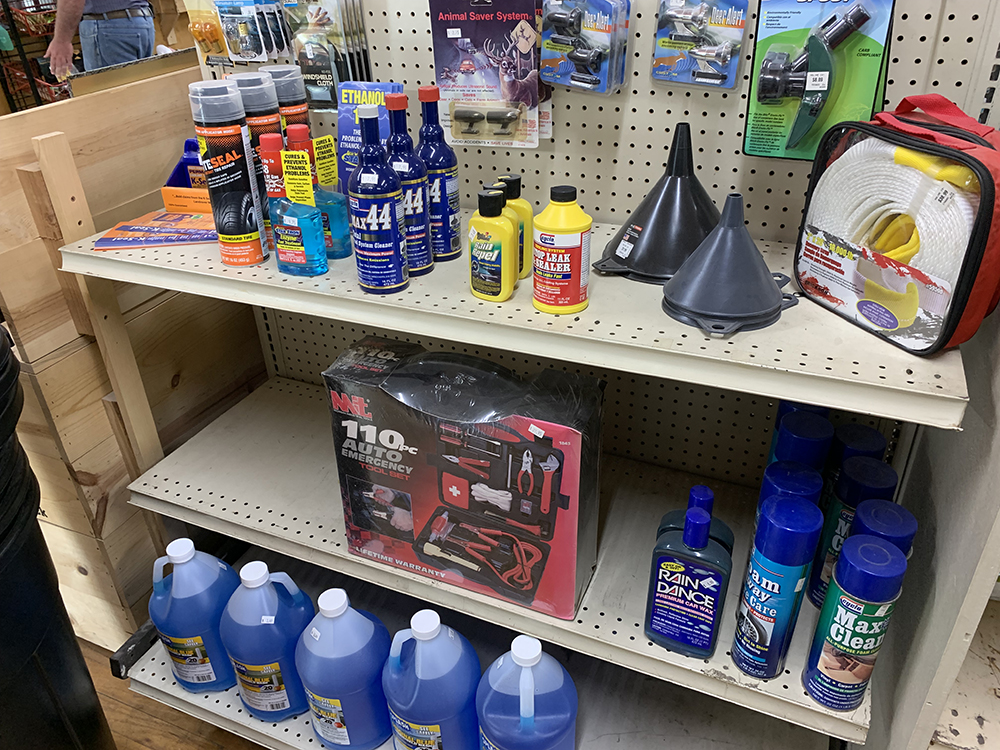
[323,337,604,619]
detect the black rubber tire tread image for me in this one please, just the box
[215,191,256,236]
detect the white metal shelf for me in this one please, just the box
[60,217,968,430]
[128,377,869,741]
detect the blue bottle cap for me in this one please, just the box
[776,400,830,424]
[688,485,714,515]
[184,137,199,152]
[759,460,824,506]
[682,508,711,550]
[774,411,834,470]
[835,456,898,508]
[835,534,907,603]
[851,499,918,556]
[755,496,824,567]
[829,423,887,469]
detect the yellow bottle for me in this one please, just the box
[533,185,592,314]
[486,181,521,287]
[497,174,534,280]
[469,190,515,302]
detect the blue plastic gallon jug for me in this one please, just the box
[220,560,314,720]
[149,538,240,692]
[382,609,481,749]
[295,589,392,749]
[476,635,578,750]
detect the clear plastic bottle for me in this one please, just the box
[382,610,481,749]
[220,561,314,721]
[148,538,240,692]
[476,635,577,750]
[295,589,392,750]
[286,123,351,260]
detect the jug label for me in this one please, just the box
[389,707,443,749]
[306,689,351,745]
[231,659,290,712]
[161,634,217,684]
[480,728,502,750]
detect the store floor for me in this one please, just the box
[81,641,256,750]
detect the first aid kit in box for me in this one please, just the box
[322,337,604,619]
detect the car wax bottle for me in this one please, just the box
[260,64,311,137]
[803,535,907,711]
[189,79,268,267]
[469,190,515,302]
[165,138,206,189]
[851,499,918,558]
[533,185,592,315]
[657,485,736,556]
[231,71,283,251]
[644,507,731,658]
[295,589,392,750]
[768,401,830,461]
[259,133,327,276]
[385,92,433,276]
[820,424,887,512]
[286,124,351,260]
[498,174,533,280]
[347,104,408,294]
[807,457,898,608]
[771,411,834,471]
[148,538,240,692]
[757,461,823,523]
[416,85,461,262]
[220,561,314,721]
[486,181,521,286]
[733,496,823,680]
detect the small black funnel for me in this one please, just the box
[661,193,798,336]
[594,123,720,284]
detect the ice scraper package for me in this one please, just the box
[795,95,1000,355]
[322,337,603,619]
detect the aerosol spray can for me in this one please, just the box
[260,64,311,137]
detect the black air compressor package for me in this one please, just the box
[322,337,604,619]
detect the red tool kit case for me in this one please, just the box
[795,94,1000,354]
[322,337,604,619]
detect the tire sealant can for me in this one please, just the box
[347,104,408,294]
[416,85,462,262]
[533,185,592,314]
[260,64,311,137]
[189,80,268,267]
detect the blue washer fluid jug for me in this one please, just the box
[220,560,314,721]
[149,538,240,692]
[382,609,481,750]
[295,589,392,750]
[476,635,578,750]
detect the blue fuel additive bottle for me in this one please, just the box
[385,92,433,277]
[416,85,461,262]
[347,103,409,294]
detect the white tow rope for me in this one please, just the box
[807,138,979,288]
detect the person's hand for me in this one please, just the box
[390,508,413,532]
[45,37,74,80]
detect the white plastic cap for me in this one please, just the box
[318,589,349,618]
[166,538,195,565]
[411,609,441,641]
[240,561,270,588]
[357,103,379,119]
[511,635,542,667]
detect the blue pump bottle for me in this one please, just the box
[386,92,434,276]
[416,85,461,262]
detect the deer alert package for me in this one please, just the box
[429,0,540,147]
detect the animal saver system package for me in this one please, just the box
[323,337,603,619]
[745,0,893,160]
[651,0,747,89]
[429,0,540,147]
[540,0,630,95]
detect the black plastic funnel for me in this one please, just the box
[661,193,797,336]
[594,123,720,284]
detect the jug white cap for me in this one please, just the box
[411,609,441,640]
[240,561,270,588]
[319,589,349,618]
[511,635,542,667]
[166,538,195,565]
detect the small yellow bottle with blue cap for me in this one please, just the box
[469,190,515,302]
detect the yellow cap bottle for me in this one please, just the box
[469,190,516,302]
[533,185,592,314]
[497,174,534,280]
[486,181,521,286]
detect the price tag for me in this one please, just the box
[281,150,316,207]
[806,72,829,91]
[313,134,339,188]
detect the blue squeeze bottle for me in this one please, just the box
[386,92,434,276]
[295,589,392,750]
[165,138,206,189]
[220,561,315,721]
[383,609,481,749]
[148,538,240,692]
[416,85,462,262]
[347,103,409,294]
[476,635,578,750]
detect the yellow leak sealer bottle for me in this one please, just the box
[533,185,592,314]
[486,181,521,286]
[498,174,534,280]
[469,190,516,302]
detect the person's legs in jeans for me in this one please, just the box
[79,15,155,70]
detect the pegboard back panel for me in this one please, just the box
[260,308,899,488]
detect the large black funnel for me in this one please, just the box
[661,193,797,336]
[594,123,720,284]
